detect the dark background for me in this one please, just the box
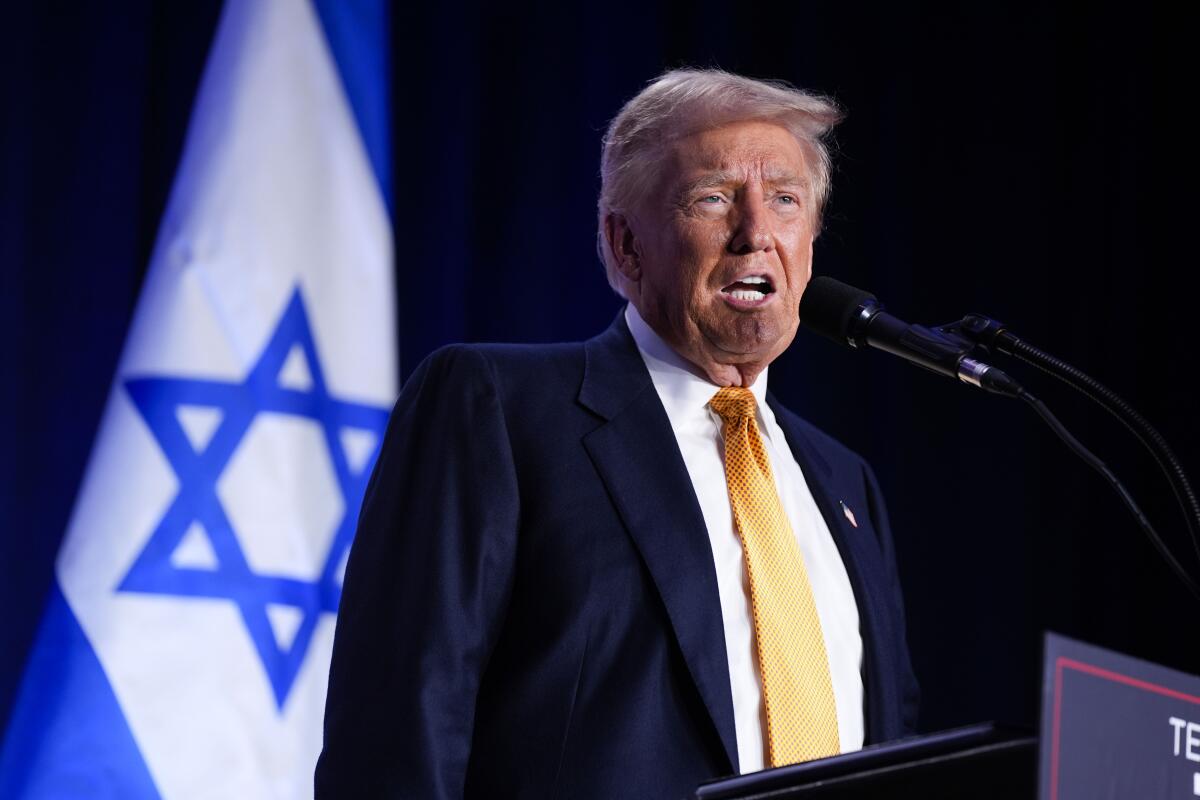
[3,0,1196,743]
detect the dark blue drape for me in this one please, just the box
[3,0,1197,741]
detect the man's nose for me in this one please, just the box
[727,195,773,254]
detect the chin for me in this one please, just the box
[719,323,798,363]
[729,314,784,347]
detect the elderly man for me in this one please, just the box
[316,69,918,799]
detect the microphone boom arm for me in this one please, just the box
[941,314,1200,574]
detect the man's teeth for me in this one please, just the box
[724,276,770,301]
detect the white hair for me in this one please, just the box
[597,68,844,296]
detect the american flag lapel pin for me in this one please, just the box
[840,500,858,528]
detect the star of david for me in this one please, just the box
[120,287,390,708]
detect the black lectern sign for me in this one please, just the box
[1040,633,1200,799]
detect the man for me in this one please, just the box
[316,69,918,799]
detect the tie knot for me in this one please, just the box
[709,386,757,421]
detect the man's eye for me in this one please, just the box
[699,195,724,204]
[776,195,797,205]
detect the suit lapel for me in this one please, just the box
[766,395,893,744]
[579,315,740,773]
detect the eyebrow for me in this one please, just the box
[673,169,809,201]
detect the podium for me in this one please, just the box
[695,724,1036,799]
[696,634,1200,799]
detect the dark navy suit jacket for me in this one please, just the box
[315,314,918,799]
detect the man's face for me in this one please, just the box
[623,120,815,385]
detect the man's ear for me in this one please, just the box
[604,212,641,282]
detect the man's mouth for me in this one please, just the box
[721,275,775,302]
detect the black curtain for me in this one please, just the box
[3,0,1196,739]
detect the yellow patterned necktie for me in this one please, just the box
[709,386,840,767]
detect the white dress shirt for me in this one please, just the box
[625,304,864,772]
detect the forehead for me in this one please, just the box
[662,119,807,186]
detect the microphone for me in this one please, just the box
[799,276,1023,397]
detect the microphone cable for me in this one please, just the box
[1015,387,1200,602]
[801,277,1200,600]
[945,314,1200,577]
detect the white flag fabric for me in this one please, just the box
[0,0,395,796]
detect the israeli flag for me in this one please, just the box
[0,1,394,797]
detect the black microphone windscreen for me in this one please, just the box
[799,276,876,345]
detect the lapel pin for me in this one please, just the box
[840,500,858,528]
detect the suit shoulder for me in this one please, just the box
[407,340,585,398]
[769,397,871,471]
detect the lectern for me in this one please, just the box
[695,723,1036,799]
[696,634,1200,800]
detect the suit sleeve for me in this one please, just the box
[862,461,921,736]
[315,345,519,798]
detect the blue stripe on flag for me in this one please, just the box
[0,586,160,799]
[313,0,392,211]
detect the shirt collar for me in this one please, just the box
[625,304,770,425]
